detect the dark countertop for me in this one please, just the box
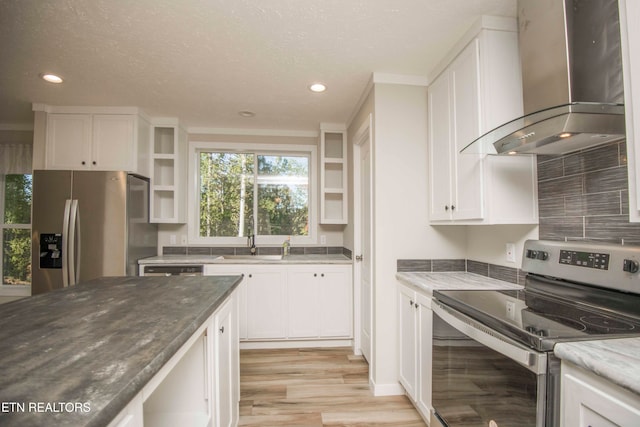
[0,275,242,427]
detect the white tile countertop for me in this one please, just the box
[554,338,640,396]
[396,271,523,294]
[139,253,352,265]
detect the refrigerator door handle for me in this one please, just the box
[62,199,72,287]
[68,200,80,285]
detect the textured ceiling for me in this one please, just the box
[0,0,516,132]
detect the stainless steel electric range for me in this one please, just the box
[431,239,640,427]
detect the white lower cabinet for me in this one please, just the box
[245,268,288,339]
[561,362,640,427]
[205,264,353,344]
[107,289,239,427]
[204,265,287,340]
[212,296,239,427]
[288,266,353,338]
[398,284,432,422]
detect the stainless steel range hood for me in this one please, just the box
[463,0,625,156]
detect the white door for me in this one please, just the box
[358,132,373,364]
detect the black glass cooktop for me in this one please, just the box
[434,274,640,352]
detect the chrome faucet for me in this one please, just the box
[248,234,257,255]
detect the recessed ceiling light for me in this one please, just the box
[309,83,326,93]
[238,110,255,118]
[40,73,64,84]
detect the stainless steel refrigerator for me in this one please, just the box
[31,170,158,295]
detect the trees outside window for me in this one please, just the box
[198,151,310,240]
[1,174,32,286]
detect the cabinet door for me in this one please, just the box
[318,267,352,338]
[288,269,319,338]
[417,294,433,418]
[46,114,92,169]
[92,114,135,171]
[204,265,247,340]
[245,269,287,339]
[450,39,483,220]
[562,363,640,427]
[428,72,453,221]
[214,298,239,427]
[398,285,418,399]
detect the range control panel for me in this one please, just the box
[522,239,640,294]
[559,250,609,270]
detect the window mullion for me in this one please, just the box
[253,154,259,236]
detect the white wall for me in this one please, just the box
[351,82,466,392]
[346,80,537,394]
[466,225,538,268]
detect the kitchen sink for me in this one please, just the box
[217,254,283,261]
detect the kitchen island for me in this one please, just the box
[0,275,242,427]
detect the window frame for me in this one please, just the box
[188,141,317,246]
[0,174,32,297]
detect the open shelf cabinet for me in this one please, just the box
[320,127,347,224]
[150,120,187,223]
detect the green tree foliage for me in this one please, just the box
[200,153,254,237]
[257,156,308,236]
[4,174,31,224]
[199,153,309,238]
[2,174,32,285]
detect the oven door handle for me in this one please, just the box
[432,302,547,375]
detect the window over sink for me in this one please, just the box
[189,141,317,245]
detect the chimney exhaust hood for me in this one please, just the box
[462,0,626,156]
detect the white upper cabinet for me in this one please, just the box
[149,119,187,223]
[620,0,640,222]
[37,105,150,174]
[427,17,538,225]
[320,125,348,224]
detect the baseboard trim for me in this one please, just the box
[370,380,405,397]
[240,339,353,350]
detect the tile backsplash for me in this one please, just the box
[537,141,640,244]
[163,245,352,258]
[397,259,524,285]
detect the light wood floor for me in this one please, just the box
[239,347,427,427]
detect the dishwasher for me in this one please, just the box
[142,265,203,276]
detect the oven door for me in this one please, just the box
[431,302,548,427]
